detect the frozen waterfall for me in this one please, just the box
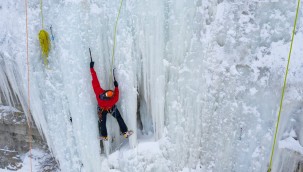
[1,0,303,171]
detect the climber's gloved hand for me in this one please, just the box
[90,61,94,68]
[114,80,118,87]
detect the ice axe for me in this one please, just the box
[89,48,93,62]
[113,68,116,81]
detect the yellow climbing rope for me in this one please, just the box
[40,0,44,29]
[38,0,51,66]
[109,0,124,84]
[267,0,301,171]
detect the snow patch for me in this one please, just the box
[279,137,303,155]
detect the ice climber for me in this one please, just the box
[90,60,132,141]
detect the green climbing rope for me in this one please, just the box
[267,0,301,171]
[40,0,44,29]
[38,0,51,66]
[110,0,124,84]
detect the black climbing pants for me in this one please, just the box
[98,106,128,137]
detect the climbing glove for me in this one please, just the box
[90,61,94,68]
[114,80,118,87]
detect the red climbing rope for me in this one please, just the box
[25,0,33,171]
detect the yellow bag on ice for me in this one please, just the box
[38,29,51,65]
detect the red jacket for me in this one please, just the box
[90,68,119,110]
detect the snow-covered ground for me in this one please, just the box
[1,0,303,171]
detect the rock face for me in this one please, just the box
[297,163,303,172]
[276,148,303,172]
[0,109,42,151]
[0,105,58,171]
[0,73,58,171]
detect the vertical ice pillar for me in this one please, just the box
[114,11,139,147]
[137,0,166,139]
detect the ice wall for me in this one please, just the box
[1,0,303,171]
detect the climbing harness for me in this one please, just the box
[267,0,301,171]
[25,0,33,171]
[109,0,124,84]
[38,0,51,66]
